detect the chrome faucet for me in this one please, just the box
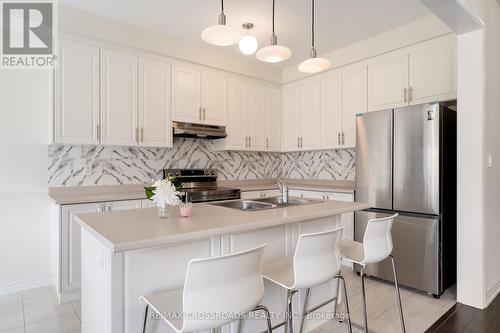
[275,179,289,204]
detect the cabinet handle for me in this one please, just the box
[249,136,251,147]
[266,138,269,148]
[198,107,202,120]
[342,132,345,145]
[203,107,206,120]
[245,136,249,148]
[96,124,101,141]
[409,86,413,102]
[135,127,139,143]
[300,137,303,148]
[404,88,408,103]
[338,132,341,145]
[140,128,144,142]
[297,137,300,148]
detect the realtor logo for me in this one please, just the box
[1,1,57,68]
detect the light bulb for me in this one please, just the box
[201,24,241,46]
[256,44,292,63]
[239,35,258,55]
[298,57,330,73]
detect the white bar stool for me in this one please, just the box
[139,245,272,333]
[262,228,352,333]
[340,213,406,333]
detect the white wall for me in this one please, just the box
[282,15,452,83]
[0,69,52,294]
[483,0,500,305]
[58,5,282,84]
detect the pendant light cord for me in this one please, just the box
[311,0,315,48]
[221,0,224,13]
[272,0,275,34]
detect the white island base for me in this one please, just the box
[78,201,369,333]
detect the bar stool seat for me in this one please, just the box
[339,240,365,264]
[262,228,353,333]
[140,289,184,332]
[261,256,294,289]
[139,245,272,333]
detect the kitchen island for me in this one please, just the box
[76,199,369,333]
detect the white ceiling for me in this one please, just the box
[60,0,432,68]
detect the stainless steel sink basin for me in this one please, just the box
[254,196,322,206]
[209,197,322,211]
[210,200,277,211]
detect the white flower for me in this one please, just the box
[151,179,181,209]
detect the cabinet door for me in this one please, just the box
[325,192,354,241]
[100,49,138,146]
[368,54,409,112]
[265,87,282,151]
[247,84,265,151]
[409,40,456,105]
[61,203,102,292]
[320,72,343,149]
[55,41,99,144]
[107,199,143,211]
[201,72,227,126]
[283,85,302,151]
[300,80,321,150]
[172,66,202,123]
[342,66,367,147]
[227,80,248,150]
[138,58,172,148]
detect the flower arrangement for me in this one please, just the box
[145,176,183,217]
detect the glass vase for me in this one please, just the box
[157,206,170,218]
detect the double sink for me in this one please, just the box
[210,196,322,211]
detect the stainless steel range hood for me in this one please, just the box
[172,121,227,139]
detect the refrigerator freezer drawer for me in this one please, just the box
[355,211,440,295]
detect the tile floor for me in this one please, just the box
[312,269,456,333]
[0,268,454,333]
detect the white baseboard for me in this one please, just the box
[485,278,500,307]
[0,276,53,296]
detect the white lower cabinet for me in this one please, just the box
[54,199,145,303]
[240,189,281,200]
[289,189,354,241]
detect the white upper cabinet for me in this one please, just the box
[342,66,367,147]
[172,66,227,126]
[138,58,172,148]
[55,41,99,145]
[368,38,456,112]
[368,54,409,112]
[283,84,302,151]
[283,80,321,151]
[100,49,138,146]
[265,87,282,151]
[320,71,343,149]
[300,80,321,150]
[227,80,248,150]
[172,66,202,123]
[409,40,456,105]
[247,84,265,150]
[201,72,227,126]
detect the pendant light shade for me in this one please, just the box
[201,0,241,46]
[299,0,330,73]
[239,23,258,55]
[256,0,291,63]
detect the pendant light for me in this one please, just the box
[201,0,241,46]
[298,0,330,73]
[256,0,291,63]
[239,23,258,55]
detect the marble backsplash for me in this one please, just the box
[48,138,355,186]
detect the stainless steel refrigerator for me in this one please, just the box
[355,102,456,297]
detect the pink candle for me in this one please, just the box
[179,203,192,217]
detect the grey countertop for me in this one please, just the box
[76,199,368,253]
[49,179,354,205]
